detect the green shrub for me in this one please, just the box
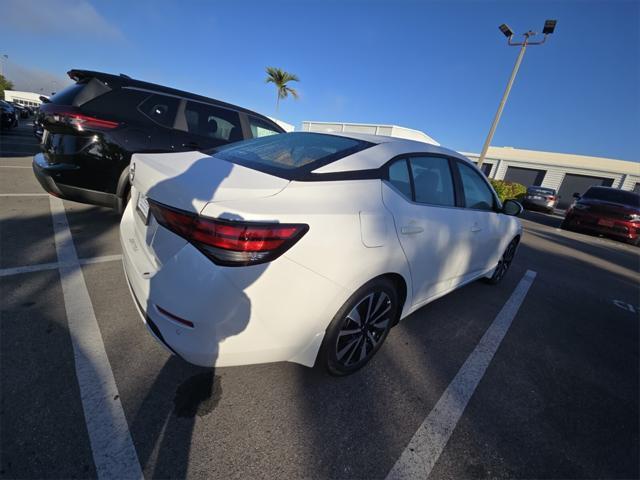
[489,179,527,203]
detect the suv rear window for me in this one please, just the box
[583,187,640,206]
[49,83,86,105]
[49,78,111,106]
[212,132,373,178]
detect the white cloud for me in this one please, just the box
[4,0,123,40]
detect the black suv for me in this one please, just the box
[33,69,284,212]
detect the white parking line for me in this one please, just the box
[386,270,537,480]
[0,254,123,278]
[0,193,49,197]
[49,196,142,479]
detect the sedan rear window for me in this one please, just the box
[583,187,640,206]
[212,132,373,178]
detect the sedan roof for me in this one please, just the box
[311,132,471,174]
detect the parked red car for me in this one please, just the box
[561,186,640,246]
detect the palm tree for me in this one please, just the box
[265,67,299,111]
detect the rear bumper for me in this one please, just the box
[564,211,639,241]
[32,153,118,208]
[120,200,347,368]
[523,199,555,211]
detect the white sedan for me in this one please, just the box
[121,132,523,375]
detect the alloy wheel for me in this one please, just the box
[335,291,393,368]
[493,240,518,282]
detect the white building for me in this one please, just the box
[464,147,639,209]
[302,121,440,146]
[3,90,47,107]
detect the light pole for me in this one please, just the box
[0,54,8,78]
[477,20,557,168]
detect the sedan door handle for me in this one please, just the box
[401,225,424,235]
[182,142,200,149]
[471,222,482,233]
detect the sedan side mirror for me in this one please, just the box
[573,192,581,199]
[502,199,523,216]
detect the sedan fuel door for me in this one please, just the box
[382,156,470,306]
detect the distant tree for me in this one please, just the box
[0,74,14,100]
[265,67,299,111]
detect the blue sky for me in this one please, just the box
[2,0,638,161]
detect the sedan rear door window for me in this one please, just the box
[387,159,412,199]
[408,156,455,207]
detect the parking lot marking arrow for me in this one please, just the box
[386,270,537,480]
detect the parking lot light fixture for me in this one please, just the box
[477,20,557,168]
[499,24,514,38]
[543,19,557,35]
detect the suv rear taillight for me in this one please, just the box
[148,200,309,266]
[52,111,120,131]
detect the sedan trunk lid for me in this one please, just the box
[130,151,290,213]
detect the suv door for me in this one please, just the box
[173,100,244,151]
[454,160,503,279]
[382,155,469,306]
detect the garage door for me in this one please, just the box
[504,167,546,187]
[557,174,614,209]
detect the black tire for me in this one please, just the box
[560,218,572,230]
[484,237,519,285]
[319,277,400,376]
[118,186,132,215]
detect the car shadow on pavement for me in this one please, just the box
[128,154,268,478]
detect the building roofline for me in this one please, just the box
[461,146,639,176]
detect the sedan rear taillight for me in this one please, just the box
[148,200,309,266]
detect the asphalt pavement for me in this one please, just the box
[1,123,638,479]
